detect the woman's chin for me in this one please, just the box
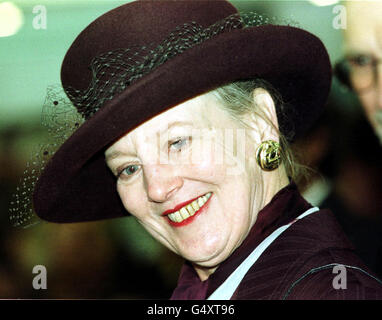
[178,239,230,268]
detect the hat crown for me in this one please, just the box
[61,0,237,92]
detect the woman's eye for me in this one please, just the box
[118,164,140,178]
[169,137,191,151]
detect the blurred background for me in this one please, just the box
[0,0,381,298]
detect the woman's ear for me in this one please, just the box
[251,88,280,142]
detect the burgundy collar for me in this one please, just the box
[170,182,312,300]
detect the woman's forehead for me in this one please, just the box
[129,92,225,136]
[106,92,240,154]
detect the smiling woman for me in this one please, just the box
[104,87,290,282]
[13,0,382,300]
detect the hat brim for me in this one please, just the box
[33,25,331,223]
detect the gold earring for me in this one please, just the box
[256,140,281,171]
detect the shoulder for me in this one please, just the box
[283,209,382,299]
[234,208,382,299]
[284,260,382,300]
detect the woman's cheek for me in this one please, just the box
[186,138,229,181]
[117,183,144,218]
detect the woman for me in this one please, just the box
[11,0,382,299]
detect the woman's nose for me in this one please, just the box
[143,164,183,203]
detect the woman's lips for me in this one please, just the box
[162,192,212,227]
[161,194,204,216]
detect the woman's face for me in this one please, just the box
[105,92,278,279]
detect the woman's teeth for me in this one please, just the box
[167,192,212,223]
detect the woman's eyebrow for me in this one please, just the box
[158,120,194,135]
[105,150,127,162]
[105,149,139,162]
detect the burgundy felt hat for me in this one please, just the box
[29,0,331,223]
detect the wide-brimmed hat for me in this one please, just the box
[12,0,331,225]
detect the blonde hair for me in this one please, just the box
[210,79,305,183]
